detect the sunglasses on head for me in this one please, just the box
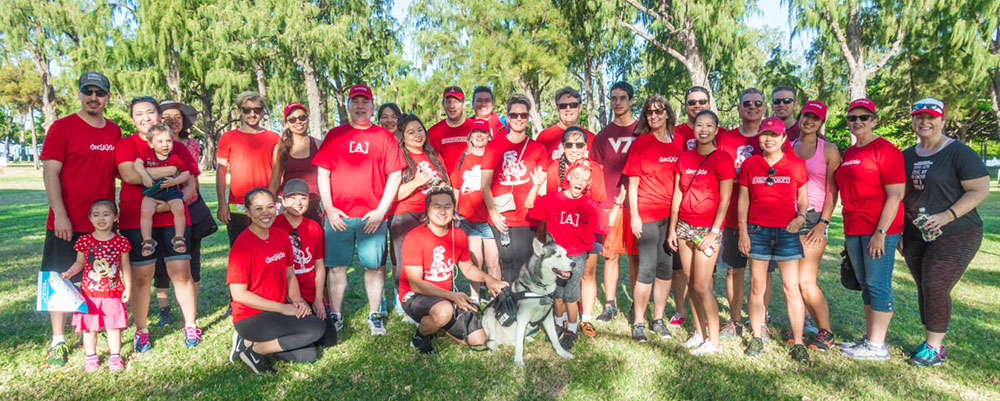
[508,112,529,120]
[742,100,764,108]
[563,142,586,149]
[241,106,265,115]
[912,103,944,113]
[773,97,795,105]
[845,114,874,122]
[82,87,109,98]
[686,99,709,106]
[557,102,580,110]
[287,114,308,123]
[130,96,156,106]
[647,108,667,116]
[289,228,301,249]
[766,167,777,186]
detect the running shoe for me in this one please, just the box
[841,339,889,360]
[839,335,869,351]
[783,328,794,345]
[631,323,648,342]
[556,320,567,338]
[156,307,174,327]
[579,321,596,338]
[744,337,764,357]
[720,320,743,339]
[681,333,705,349]
[804,315,819,335]
[790,344,810,364]
[239,348,274,374]
[908,343,943,367]
[690,341,721,355]
[108,354,125,371]
[133,330,152,353]
[401,314,418,326]
[45,342,68,367]
[668,313,686,327]
[184,326,203,348]
[330,313,344,332]
[595,303,618,322]
[809,329,834,352]
[410,329,434,354]
[559,330,578,350]
[650,319,672,339]
[230,331,248,363]
[908,341,928,357]
[759,325,773,342]
[368,313,387,336]
[83,354,100,373]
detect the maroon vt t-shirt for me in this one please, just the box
[590,120,638,208]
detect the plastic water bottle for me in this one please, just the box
[913,207,942,242]
[500,230,511,247]
[692,234,715,256]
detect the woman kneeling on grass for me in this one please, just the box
[228,188,325,374]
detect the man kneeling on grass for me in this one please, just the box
[400,186,508,353]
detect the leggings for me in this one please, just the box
[234,311,326,363]
[901,226,982,333]
[636,218,672,284]
[490,225,537,284]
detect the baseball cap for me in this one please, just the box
[348,84,373,100]
[443,86,465,101]
[910,97,945,117]
[283,178,310,197]
[284,102,307,118]
[468,118,489,134]
[848,98,877,114]
[758,116,786,135]
[799,100,828,120]
[78,72,110,92]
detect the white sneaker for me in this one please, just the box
[690,341,721,355]
[681,333,705,349]
[368,313,387,336]
[401,314,418,326]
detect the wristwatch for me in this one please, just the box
[875,228,886,235]
[710,227,721,235]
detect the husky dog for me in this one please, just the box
[482,239,576,366]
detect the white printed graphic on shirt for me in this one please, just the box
[911,160,932,191]
[290,236,314,275]
[425,245,454,282]
[499,150,529,185]
[461,165,482,194]
[417,160,440,194]
[734,144,754,174]
[607,136,635,154]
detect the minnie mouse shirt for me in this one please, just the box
[73,234,131,298]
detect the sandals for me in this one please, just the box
[140,239,157,257]
[171,236,187,253]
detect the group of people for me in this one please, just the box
[40,71,988,374]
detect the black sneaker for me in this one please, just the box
[410,329,434,354]
[239,348,273,374]
[555,321,567,338]
[595,302,618,322]
[631,324,648,342]
[559,330,578,350]
[745,337,764,357]
[790,344,810,363]
[156,307,174,327]
[650,319,672,339]
[229,331,248,363]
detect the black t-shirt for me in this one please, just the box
[903,139,989,236]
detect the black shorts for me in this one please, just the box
[717,227,748,270]
[226,213,252,246]
[402,293,482,340]
[121,226,191,267]
[41,230,85,282]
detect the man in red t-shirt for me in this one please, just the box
[427,86,473,172]
[312,84,406,336]
[471,86,508,138]
[535,87,594,164]
[216,91,280,246]
[39,72,122,366]
[772,85,801,142]
[401,188,508,353]
[673,86,715,152]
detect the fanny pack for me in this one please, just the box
[492,287,520,327]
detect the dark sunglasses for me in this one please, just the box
[508,112,529,120]
[289,228,302,249]
[765,167,777,186]
[845,114,874,122]
[647,108,667,116]
[686,99,709,106]
[130,96,156,106]
[773,97,795,105]
[912,103,944,113]
[241,106,265,115]
[286,114,308,123]
[82,87,109,98]
[742,100,764,108]
[563,142,587,149]
[557,102,580,110]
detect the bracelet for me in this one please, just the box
[947,207,958,219]
[818,218,830,225]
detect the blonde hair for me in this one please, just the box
[145,123,173,142]
[235,91,265,109]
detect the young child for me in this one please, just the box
[61,199,132,372]
[133,122,190,257]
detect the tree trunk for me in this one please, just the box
[165,47,182,100]
[198,91,218,171]
[28,22,57,131]
[254,60,268,106]
[27,108,38,170]
[582,59,598,132]
[596,62,607,128]
[17,117,25,163]
[990,67,1000,141]
[515,74,545,135]
[331,75,348,127]
[295,51,324,139]
[319,73,331,133]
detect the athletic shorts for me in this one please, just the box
[717,227,748,270]
[602,210,638,257]
[553,253,586,303]
[120,226,192,267]
[41,230,85,282]
[402,292,482,340]
[324,217,387,269]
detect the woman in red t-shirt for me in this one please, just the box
[450,119,500,302]
[268,103,323,224]
[667,110,734,355]
[388,115,451,315]
[228,188,325,374]
[736,117,810,362]
[622,95,683,342]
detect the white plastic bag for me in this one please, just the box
[36,271,88,313]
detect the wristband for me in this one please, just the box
[818,218,830,225]
[947,208,958,219]
[796,212,807,219]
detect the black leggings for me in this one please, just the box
[234,311,326,363]
[901,226,982,333]
[636,218,672,284]
[490,225,537,283]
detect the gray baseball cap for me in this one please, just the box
[283,178,310,197]
[78,72,111,92]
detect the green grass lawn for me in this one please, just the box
[0,165,998,400]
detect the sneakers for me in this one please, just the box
[631,324,648,342]
[579,321,596,338]
[401,314,419,326]
[133,330,152,353]
[595,302,618,322]
[809,329,834,352]
[156,307,174,327]
[720,320,743,339]
[230,331,248,363]
[108,354,125,371]
[908,343,944,367]
[650,319,672,339]
[839,335,869,351]
[45,342,68,367]
[83,354,100,373]
[745,337,764,357]
[410,329,434,354]
[841,339,890,360]
[555,320,568,338]
[783,328,795,345]
[681,333,705,349]
[668,313,686,326]
[804,315,819,335]
[559,330,578,350]
[184,326,203,348]
[790,344,810,363]
[690,341,721,355]
[758,325,774,342]
[330,314,344,332]
[239,347,274,374]
[368,313,387,336]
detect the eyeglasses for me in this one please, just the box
[773,98,795,105]
[289,229,301,249]
[912,103,944,113]
[845,114,874,122]
[287,115,308,123]
[508,112,529,120]
[82,87,109,98]
[563,142,587,149]
[686,99,709,106]
[765,167,777,186]
[130,96,156,106]
[742,100,764,108]
[557,102,580,110]
[241,106,265,115]
[647,108,667,116]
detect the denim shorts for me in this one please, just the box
[324,217,387,269]
[747,223,804,262]
[459,218,494,239]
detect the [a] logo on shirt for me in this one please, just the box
[426,245,454,282]
[90,143,115,152]
[499,150,529,185]
[265,251,287,264]
[560,211,580,227]
[607,137,635,153]
[349,141,370,154]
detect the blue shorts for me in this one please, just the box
[747,224,803,262]
[459,218,494,239]
[324,217,387,269]
[121,226,192,267]
[147,186,184,202]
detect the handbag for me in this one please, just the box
[840,248,862,291]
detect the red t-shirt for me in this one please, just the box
[482,134,548,227]
[115,134,197,230]
[137,148,189,179]
[39,114,121,232]
[393,152,446,215]
[272,215,325,304]
[226,226,294,323]
[74,233,131,299]
[715,128,790,228]
[673,123,698,152]
[528,191,606,256]
[398,225,471,302]
[622,134,683,223]
[216,129,280,205]
[835,137,906,235]
[677,150,736,227]
[591,120,638,208]
[450,152,489,223]
[427,118,473,173]
[312,124,407,218]
[545,159,607,205]
[535,124,595,165]
[737,153,808,227]
[481,113,508,137]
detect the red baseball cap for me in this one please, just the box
[443,86,464,101]
[283,102,307,118]
[910,97,945,117]
[848,98,877,114]
[468,118,489,133]
[348,84,373,100]
[758,116,786,135]
[800,100,827,120]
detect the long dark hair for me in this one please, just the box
[276,106,309,172]
[396,114,450,185]
[634,95,676,136]
[558,126,588,189]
